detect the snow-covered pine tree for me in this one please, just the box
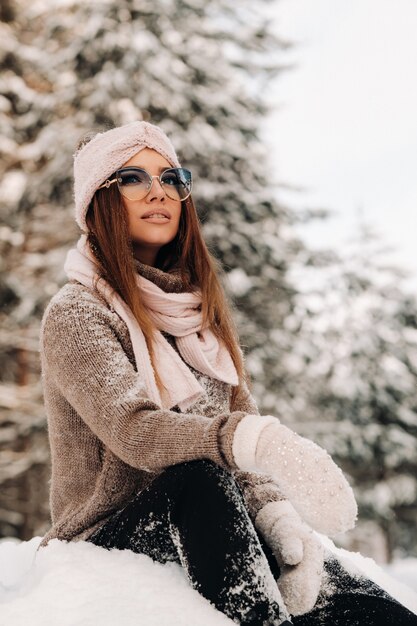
[0,0,304,538]
[285,224,417,559]
[1,0,305,402]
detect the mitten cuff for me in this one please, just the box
[232,414,278,470]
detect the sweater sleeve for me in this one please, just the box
[226,376,286,519]
[40,290,246,473]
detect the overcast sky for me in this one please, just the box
[263,0,417,289]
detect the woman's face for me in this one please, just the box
[121,148,182,266]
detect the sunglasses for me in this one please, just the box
[98,167,192,202]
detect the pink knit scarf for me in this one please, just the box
[64,235,238,411]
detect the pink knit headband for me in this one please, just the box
[73,121,181,231]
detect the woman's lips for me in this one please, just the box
[141,209,171,219]
[141,216,171,223]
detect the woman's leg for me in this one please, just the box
[87,459,292,626]
[292,554,417,626]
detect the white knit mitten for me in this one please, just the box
[256,500,324,616]
[232,415,357,536]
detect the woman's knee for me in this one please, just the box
[165,459,242,504]
[165,458,230,482]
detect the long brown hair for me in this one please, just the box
[80,134,250,405]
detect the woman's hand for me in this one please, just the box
[256,500,324,616]
[232,414,357,536]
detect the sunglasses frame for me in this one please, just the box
[98,166,193,202]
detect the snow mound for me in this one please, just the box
[0,536,416,625]
[0,537,233,626]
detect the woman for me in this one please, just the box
[38,121,417,626]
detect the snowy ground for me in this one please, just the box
[0,535,416,626]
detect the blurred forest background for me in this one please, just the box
[1,0,416,563]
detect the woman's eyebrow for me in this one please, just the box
[133,166,170,173]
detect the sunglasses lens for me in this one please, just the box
[117,168,151,199]
[161,168,192,201]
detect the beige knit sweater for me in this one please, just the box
[38,261,283,549]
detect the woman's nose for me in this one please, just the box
[147,176,166,201]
